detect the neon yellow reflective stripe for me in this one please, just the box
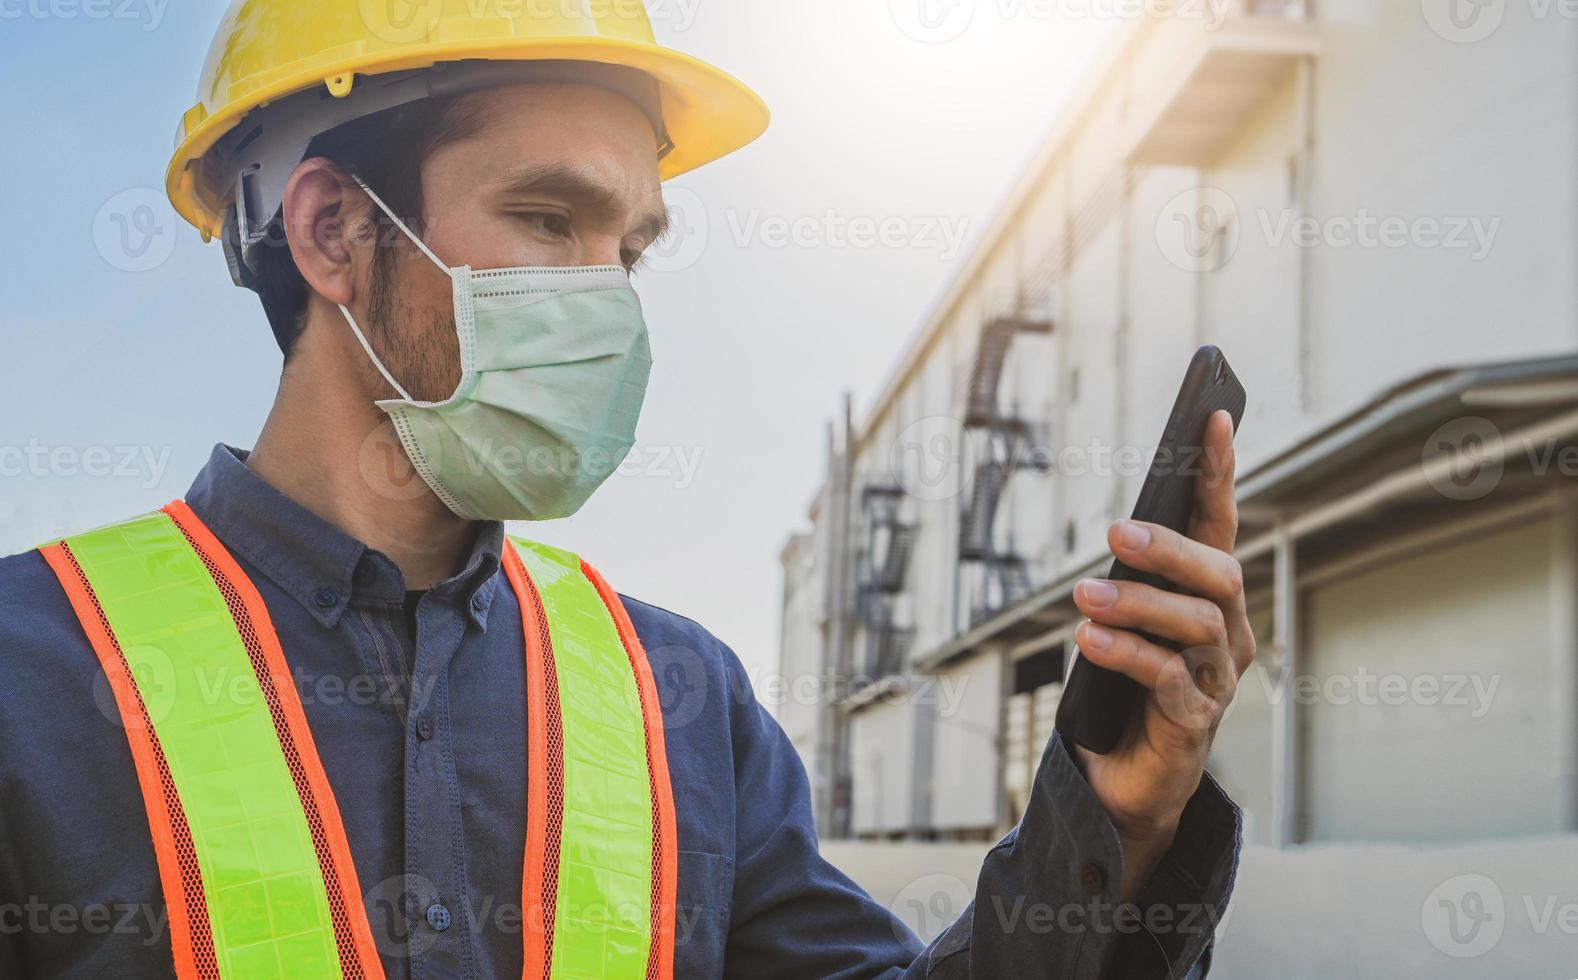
[511,538,654,978]
[67,513,342,979]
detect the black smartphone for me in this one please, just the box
[1054,345,1247,755]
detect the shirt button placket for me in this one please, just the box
[407,598,473,977]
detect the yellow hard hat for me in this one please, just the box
[167,0,770,243]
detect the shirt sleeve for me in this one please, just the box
[721,650,1241,979]
[922,735,1241,979]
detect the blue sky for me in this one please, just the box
[0,2,1111,679]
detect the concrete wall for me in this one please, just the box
[928,652,1003,832]
[776,533,822,758]
[1207,607,1277,846]
[850,695,929,836]
[1303,519,1559,842]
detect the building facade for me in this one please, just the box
[778,0,1578,847]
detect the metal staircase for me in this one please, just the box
[856,484,917,681]
[958,315,1054,627]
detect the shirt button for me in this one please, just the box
[1079,863,1106,891]
[313,587,338,609]
[471,592,487,613]
[425,903,451,932]
[416,714,434,741]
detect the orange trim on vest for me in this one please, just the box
[504,544,561,980]
[582,560,678,980]
[162,501,388,980]
[39,541,219,980]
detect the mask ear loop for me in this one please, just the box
[335,174,457,403]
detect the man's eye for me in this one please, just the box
[521,212,572,238]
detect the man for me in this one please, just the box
[0,3,1253,978]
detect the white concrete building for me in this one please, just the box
[778,0,1578,874]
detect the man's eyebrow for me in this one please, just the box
[493,163,620,208]
[492,162,670,244]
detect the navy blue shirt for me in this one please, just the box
[0,446,1239,978]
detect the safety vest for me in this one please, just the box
[39,501,677,980]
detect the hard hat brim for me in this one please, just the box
[167,37,770,240]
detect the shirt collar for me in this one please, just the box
[185,445,504,630]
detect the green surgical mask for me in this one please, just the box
[338,177,653,522]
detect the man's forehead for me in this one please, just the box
[463,81,664,149]
[444,83,664,196]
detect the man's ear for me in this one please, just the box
[281,158,364,307]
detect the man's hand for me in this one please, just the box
[1069,410,1255,903]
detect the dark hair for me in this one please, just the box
[250,95,484,357]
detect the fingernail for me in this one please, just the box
[1081,623,1114,651]
[1079,579,1118,607]
[1117,521,1151,550]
